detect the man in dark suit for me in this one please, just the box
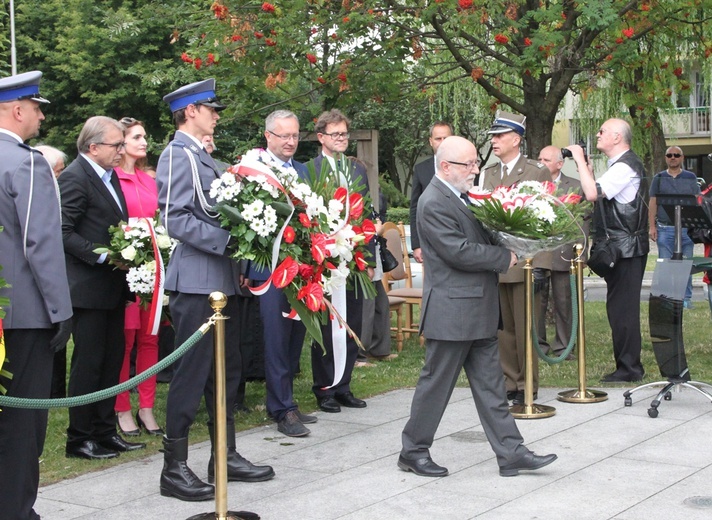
[398,135,556,478]
[59,116,146,460]
[479,112,551,405]
[309,108,372,413]
[409,121,453,263]
[247,109,316,437]
[0,71,73,520]
[157,79,274,502]
[536,146,587,359]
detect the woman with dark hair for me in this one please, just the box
[114,117,164,436]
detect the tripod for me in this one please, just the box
[624,184,712,417]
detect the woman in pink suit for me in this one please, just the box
[114,117,163,436]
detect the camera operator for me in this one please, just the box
[566,118,648,383]
[536,146,588,360]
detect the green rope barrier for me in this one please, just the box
[0,327,206,410]
[532,272,579,365]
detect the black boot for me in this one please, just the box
[160,436,214,501]
[207,424,275,483]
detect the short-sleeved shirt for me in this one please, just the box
[597,152,640,204]
[649,169,699,225]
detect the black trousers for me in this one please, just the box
[605,255,647,378]
[66,306,125,446]
[0,328,53,520]
[311,289,363,397]
[165,292,241,438]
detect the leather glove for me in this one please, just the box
[49,318,73,353]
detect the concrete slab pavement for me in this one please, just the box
[36,386,712,520]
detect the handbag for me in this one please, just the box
[376,235,399,273]
[587,197,621,277]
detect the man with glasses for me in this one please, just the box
[479,111,551,406]
[156,79,274,502]
[567,118,649,383]
[309,108,373,413]
[398,135,556,478]
[649,146,699,308]
[59,116,147,460]
[247,109,316,437]
[410,121,453,263]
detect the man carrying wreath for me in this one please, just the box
[156,78,274,502]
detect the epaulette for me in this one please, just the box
[482,162,498,171]
[525,157,547,169]
[18,142,32,151]
[169,140,187,148]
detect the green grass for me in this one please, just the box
[39,299,712,485]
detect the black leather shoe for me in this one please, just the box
[277,411,310,437]
[208,451,275,483]
[601,371,644,383]
[512,391,538,405]
[98,433,146,452]
[295,409,318,424]
[66,440,119,460]
[397,455,449,477]
[334,391,367,408]
[506,390,518,401]
[499,452,557,476]
[317,396,341,413]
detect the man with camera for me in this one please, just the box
[567,118,648,383]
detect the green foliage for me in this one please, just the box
[386,207,409,225]
[380,175,408,209]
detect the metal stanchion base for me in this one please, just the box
[557,389,608,403]
[186,511,260,520]
[509,403,556,419]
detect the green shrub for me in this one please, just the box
[386,207,410,224]
[380,175,408,209]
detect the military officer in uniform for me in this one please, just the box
[479,112,551,405]
[157,79,274,502]
[0,71,73,520]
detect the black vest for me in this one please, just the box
[592,150,649,258]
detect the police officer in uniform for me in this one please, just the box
[479,112,551,405]
[156,79,274,502]
[0,71,73,520]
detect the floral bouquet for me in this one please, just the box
[467,180,590,258]
[94,212,176,333]
[211,148,376,348]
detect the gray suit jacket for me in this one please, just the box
[417,176,511,341]
[0,133,72,328]
[156,130,240,296]
[409,156,436,251]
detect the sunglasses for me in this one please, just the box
[665,153,682,158]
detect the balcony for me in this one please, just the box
[660,106,710,137]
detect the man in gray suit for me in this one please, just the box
[0,71,73,520]
[157,79,274,502]
[398,136,556,478]
[536,145,586,359]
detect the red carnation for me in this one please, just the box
[261,2,275,13]
[306,53,317,65]
[283,226,295,244]
[272,257,298,288]
[299,213,313,228]
[298,263,314,280]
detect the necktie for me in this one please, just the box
[502,164,509,179]
[102,170,122,210]
[460,192,470,205]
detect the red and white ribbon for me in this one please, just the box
[132,217,164,336]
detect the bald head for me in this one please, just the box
[596,118,632,158]
[435,136,479,193]
[538,145,564,180]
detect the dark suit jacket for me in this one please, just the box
[59,155,130,309]
[417,176,511,341]
[409,156,436,251]
[552,173,588,270]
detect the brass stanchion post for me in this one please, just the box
[558,244,607,403]
[188,292,259,520]
[510,258,556,419]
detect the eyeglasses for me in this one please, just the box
[666,153,682,158]
[98,141,126,151]
[321,132,350,140]
[446,160,478,170]
[267,130,300,142]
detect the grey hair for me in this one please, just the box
[265,110,298,132]
[35,144,67,170]
[76,116,124,153]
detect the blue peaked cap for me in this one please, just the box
[487,111,526,136]
[163,78,226,113]
[0,71,49,104]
